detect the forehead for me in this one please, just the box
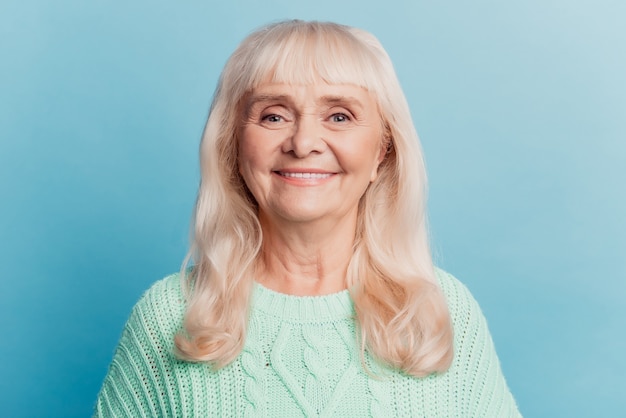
[247,82,378,108]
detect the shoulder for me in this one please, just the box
[93,273,187,416]
[433,267,492,348]
[434,267,483,321]
[433,268,522,417]
[128,272,187,340]
[134,272,186,315]
[112,272,187,358]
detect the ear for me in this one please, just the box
[377,139,388,164]
[370,137,390,182]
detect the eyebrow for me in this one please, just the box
[245,93,365,112]
[318,95,364,110]
[246,94,291,110]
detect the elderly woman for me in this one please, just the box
[94,20,521,417]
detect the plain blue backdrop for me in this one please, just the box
[1,0,624,416]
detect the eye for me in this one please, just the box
[330,113,350,123]
[262,114,284,123]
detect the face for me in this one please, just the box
[238,81,386,227]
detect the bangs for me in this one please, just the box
[242,22,384,93]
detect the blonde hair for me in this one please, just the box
[175,20,453,376]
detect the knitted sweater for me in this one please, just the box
[94,269,521,417]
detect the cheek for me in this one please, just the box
[337,138,383,175]
[238,131,262,171]
[238,137,274,190]
[239,125,279,166]
[238,149,258,181]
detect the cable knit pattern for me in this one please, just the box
[240,315,267,417]
[303,325,330,414]
[367,368,394,416]
[94,269,522,417]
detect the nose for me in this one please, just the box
[282,115,326,158]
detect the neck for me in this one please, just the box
[256,213,358,296]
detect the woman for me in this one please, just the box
[94,20,521,417]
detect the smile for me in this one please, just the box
[277,172,333,179]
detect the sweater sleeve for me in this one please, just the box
[93,274,186,418]
[436,268,523,417]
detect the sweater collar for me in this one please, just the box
[252,282,355,322]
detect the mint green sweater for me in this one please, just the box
[94,270,521,417]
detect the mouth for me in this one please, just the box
[275,171,334,179]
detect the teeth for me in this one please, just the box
[280,172,332,179]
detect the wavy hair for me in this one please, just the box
[175,20,453,376]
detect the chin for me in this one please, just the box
[276,210,329,223]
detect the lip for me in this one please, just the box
[272,169,337,184]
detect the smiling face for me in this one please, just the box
[238,82,386,227]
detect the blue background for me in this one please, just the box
[1,0,624,416]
